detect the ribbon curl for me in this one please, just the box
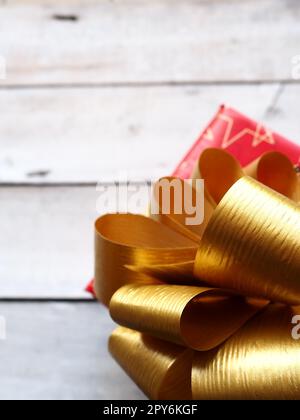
[94,148,300,400]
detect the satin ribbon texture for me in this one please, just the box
[94,148,300,400]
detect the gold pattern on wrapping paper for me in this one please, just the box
[217,113,275,148]
[203,128,215,142]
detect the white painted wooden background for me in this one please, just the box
[0,0,299,400]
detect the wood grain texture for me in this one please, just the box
[263,84,300,142]
[0,185,149,298]
[1,0,298,401]
[0,83,288,183]
[0,0,299,85]
[1,84,300,298]
[0,302,145,400]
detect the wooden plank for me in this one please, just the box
[0,302,145,400]
[263,84,300,142]
[1,85,300,298]
[0,83,284,183]
[0,0,299,85]
[0,185,149,299]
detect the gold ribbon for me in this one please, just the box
[94,148,300,400]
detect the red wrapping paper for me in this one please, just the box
[173,105,300,179]
[87,105,300,296]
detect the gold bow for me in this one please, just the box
[94,148,300,400]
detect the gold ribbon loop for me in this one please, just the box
[151,177,213,241]
[109,306,300,400]
[244,151,298,200]
[194,177,300,305]
[197,148,243,204]
[109,327,193,400]
[95,214,197,306]
[192,304,300,400]
[110,284,267,351]
[196,148,299,203]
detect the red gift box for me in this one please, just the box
[173,105,300,179]
[87,105,300,297]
